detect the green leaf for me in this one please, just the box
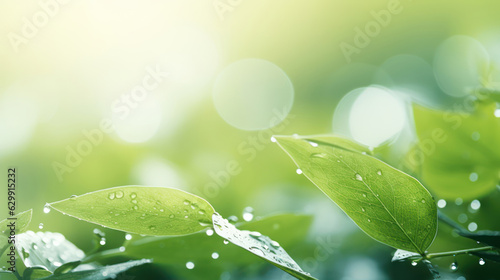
[16,231,85,273]
[0,209,33,255]
[23,266,52,279]
[411,102,500,199]
[38,259,151,280]
[274,135,437,254]
[48,186,215,236]
[124,213,313,279]
[471,251,500,263]
[0,271,16,280]
[212,213,316,280]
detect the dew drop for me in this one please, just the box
[38,223,44,229]
[308,141,318,147]
[198,210,206,215]
[99,238,106,246]
[355,174,363,181]
[108,192,116,200]
[249,231,262,237]
[130,192,137,199]
[361,207,366,212]
[367,218,371,222]
[223,240,229,245]
[437,199,447,208]
[362,193,367,198]
[125,234,132,240]
[115,191,124,199]
[450,262,458,271]
[211,252,219,259]
[184,215,189,219]
[270,136,277,142]
[311,153,326,158]
[296,168,303,175]
[131,200,137,204]
[132,205,139,210]
[479,258,485,265]
[376,170,382,175]
[186,261,195,269]
[411,261,417,266]
[169,214,175,219]
[119,246,125,252]
[183,200,190,206]
[206,229,214,236]
[242,206,254,222]
[421,199,426,203]
[70,195,77,200]
[43,205,51,214]
[249,247,264,257]
[149,225,156,231]
[270,240,280,248]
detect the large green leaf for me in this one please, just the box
[411,102,500,199]
[274,135,437,255]
[124,214,313,280]
[48,186,215,236]
[0,209,32,255]
[38,259,151,280]
[212,213,316,280]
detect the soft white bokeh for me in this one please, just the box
[213,58,294,131]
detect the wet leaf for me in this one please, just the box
[275,135,437,254]
[124,213,313,280]
[16,231,85,273]
[391,249,421,262]
[471,251,500,263]
[37,259,151,280]
[459,230,500,249]
[212,213,316,280]
[23,266,52,279]
[48,186,215,236]
[411,102,500,199]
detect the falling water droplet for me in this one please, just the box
[479,258,485,265]
[38,223,44,229]
[296,168,303,175]
[186,262,195,269]
[450,262,458,271]
[355,174,363,181]
[43,205,51,214]
[211,252,219,259]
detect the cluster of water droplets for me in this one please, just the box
[212,212,310,276]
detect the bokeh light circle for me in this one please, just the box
[112,99,162,143]
[434,35,490,97]
[333,86,407,148]
[213,58,294,131]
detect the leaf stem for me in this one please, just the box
[81,248,124,264]
[423,246,494,260]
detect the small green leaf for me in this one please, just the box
[275,135,437,254]
[411,102,500,199]
[38,259,151,280]
[48,186,215,236]
[0,209,32,255]
[0,271,16,280]
[17,231,85,273]
[212,213,316,280]
[53,261,81,276]
[471,251,500,263]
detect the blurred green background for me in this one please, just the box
[1,0,500,279]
